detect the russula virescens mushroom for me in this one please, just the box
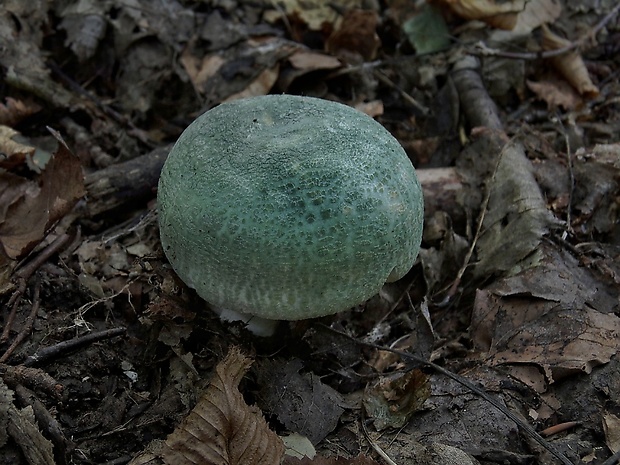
[158,95,423,335]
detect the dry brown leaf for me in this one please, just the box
[0,129,85,261]
[433,0,526,30]
[603,412,620,453]
[325,9,381,61]
[472,245,620,384]
[512,0,562,34]
[0,98,42,127]
[542,25,599,97]
[161,347,284,465]
[526,78,581,110]
[363,369,430,430]
[224,64,280,102]
[288,51,341,71]
[265,0,369,31]
[0,126,35,170]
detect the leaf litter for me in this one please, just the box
[0,0,619,464]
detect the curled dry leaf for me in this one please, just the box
[0,125,35,170]
[0,97,42,127]
[542,25,599,97]
[433,0,526,30]
[363,369,431,430]
[160,347,285,465]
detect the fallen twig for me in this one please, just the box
[23,327,127,367]
[1,233,72,344]
[0,278,42,363]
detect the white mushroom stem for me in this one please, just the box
[210,304,280,337]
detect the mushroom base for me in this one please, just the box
[209,304,281,337]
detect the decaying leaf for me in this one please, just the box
[325,9,381,61]
[462,132,559,279]
[0,125,35,170]
[256,358,346,445]
[160,347,284,465]
[363,369,430,430]
[180,37,297,105]
[0,7,79,109]
[433,0,526,30]
[472,245,620,385]
[526,78,582,110]
[58,0,107,61]
[542,25,599,97]
[0,98,41,127]
[512,0,562,34]
[603,411,620,454]
[265,0,369,31]
[0,130,85,292]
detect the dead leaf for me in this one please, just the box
[325,9,381,61]
[512,0,562,34]
[603,412,620,453]
[256,358,346,445]
[0,98,41,126]
[526,78,582,110]
[0,125,35,170]
[0,129,85,262]
[181,37,297,105]
[363,369,430,430]
[265,0,369,31]
[461,132,559,279]
[160,347,284,465]
[472,245,620,385]
[288,50,341,71]
[433,0,527,30]
[0,8,79,109]
[58,0,107,61]
[542,25,599,97]
[224,64,280,101]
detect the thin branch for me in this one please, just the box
[23,327,127,367]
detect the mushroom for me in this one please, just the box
[158,95,424,335]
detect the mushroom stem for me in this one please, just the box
[210,305,280,337]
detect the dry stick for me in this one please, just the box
[473,2,620,60]
[436,137,507,307]
[15,384,74,465]
[373,70,430,115]
[0,233,72,344]
[554,113,575,239]
[23,327,127,367]
[0,279,42,363]
[324,326,575,465]
[0,363,64,398]
[360,412,398,465]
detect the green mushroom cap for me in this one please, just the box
[158,95,423,321]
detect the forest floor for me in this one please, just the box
[1,1,620,465]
